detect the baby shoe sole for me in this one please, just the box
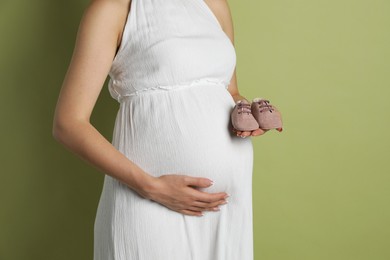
[232,125,260,132]
[259,121,283,130]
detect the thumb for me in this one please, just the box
[185,176,214,188]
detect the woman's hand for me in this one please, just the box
[141,174,229,217]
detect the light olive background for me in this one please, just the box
[1,0,389,259]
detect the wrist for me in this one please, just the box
[136,174,161,200]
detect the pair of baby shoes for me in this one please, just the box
[231,98,283,132]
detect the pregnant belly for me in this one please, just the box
[112,84,254,198]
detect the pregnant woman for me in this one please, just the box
[52,0,269,259]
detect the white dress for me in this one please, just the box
[93,0,254,259]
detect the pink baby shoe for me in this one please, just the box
[251,98,283,131]
[231,99,260,131]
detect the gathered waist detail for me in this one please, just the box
[111,78,230,103]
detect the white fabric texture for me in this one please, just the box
[93,0,254,259]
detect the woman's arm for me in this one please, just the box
[52,0,228,215]
[52,0,156,197]
[207,0,267,137]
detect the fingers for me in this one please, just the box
[181,177,229,216]
[155,175,231,217]
[251,128,267,136]
[192,199,228,209]
[189,188,229,203]
[181,209,204,217]
[236,130,251,137]
[187,205,220,212]
[232,126,269,137]
[181,199,228,216]
[184,176,213,188]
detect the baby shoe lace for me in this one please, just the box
[237,103,252,114]
[257,100,274,113]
